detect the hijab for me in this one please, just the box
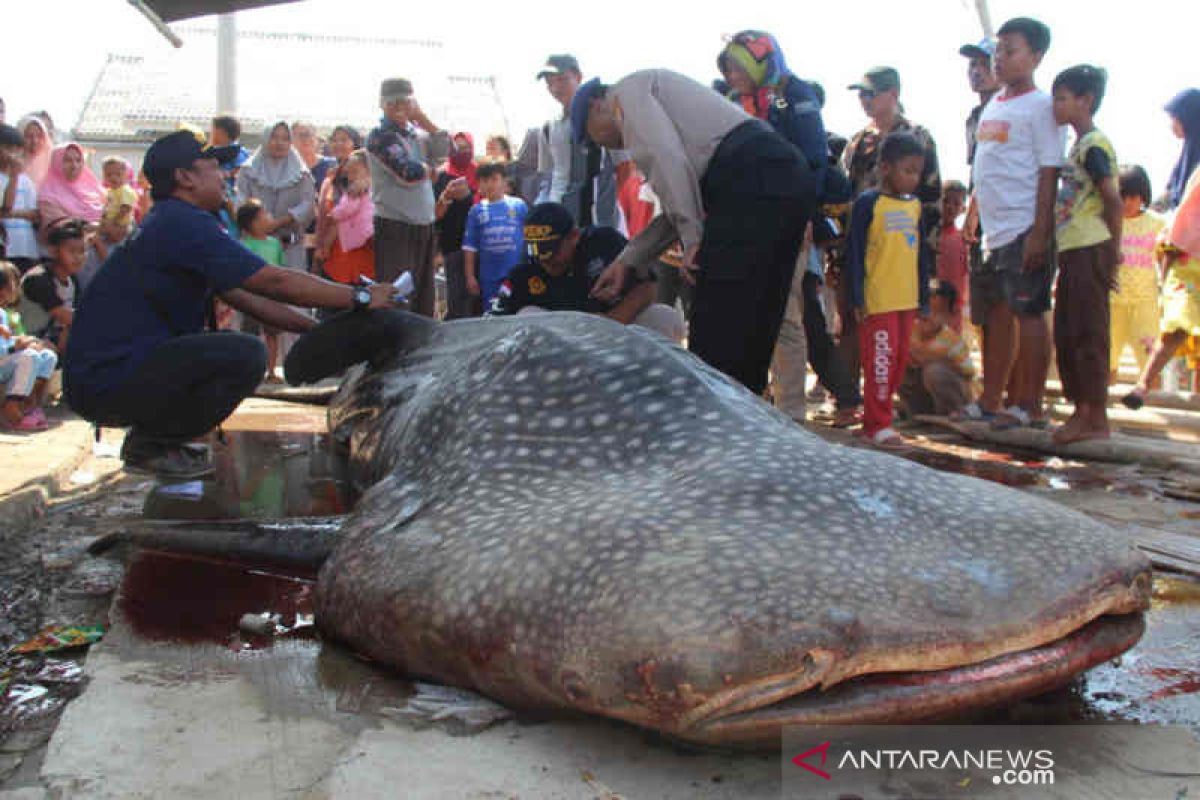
[17,115,53,187]
[242,122,309,190]
[39,144,105,224]
[1165,89,1200,209]
[721,30,792,120]
[444,131,478,192]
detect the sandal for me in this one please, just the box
[990,405,1032,431]
[6,412,49,432]
[871,427,906,449]
[950,402,995,422]
[1120,390,1145,411]
[831,407,862,428]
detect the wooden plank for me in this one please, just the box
[1043,381,1200,414]
[1128,527,1200,578]
[913,414,1200,473]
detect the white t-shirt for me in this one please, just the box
[0,173,39,260]
[972,88,1067,250]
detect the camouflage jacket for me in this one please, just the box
[840,116,942,250]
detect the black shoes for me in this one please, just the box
[121,433,215,480]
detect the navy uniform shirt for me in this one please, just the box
[66,198,266,396]
[489,226,646,315]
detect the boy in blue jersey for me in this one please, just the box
[464,162,529,309]
[846,132,932,447]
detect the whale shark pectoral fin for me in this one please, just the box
[284,310,438,385]
[88,517,343,571]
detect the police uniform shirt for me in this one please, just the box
[490,227,645,315]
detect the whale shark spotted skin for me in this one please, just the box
[289,310,1150,746]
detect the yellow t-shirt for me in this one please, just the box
[853,192,921,315]
[103,185,139,225]
[1113,210,1165,304]
[1055,128,1117,252]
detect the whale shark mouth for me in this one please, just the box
[694,613,1145,746]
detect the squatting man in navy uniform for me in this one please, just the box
[65,131,398,480]
[489,201,685,342]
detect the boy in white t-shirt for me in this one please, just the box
[963,17,1066,429]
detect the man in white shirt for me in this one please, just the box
[535,55,619,228]
[966,17,1066,429]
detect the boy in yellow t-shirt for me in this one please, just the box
[846,132,932,447]
[1051,65,1122,445]
[1110,165,1165,381]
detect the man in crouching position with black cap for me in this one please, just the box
[65,131,398,479]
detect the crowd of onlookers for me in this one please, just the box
[1,16,1199,447]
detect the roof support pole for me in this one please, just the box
[127,0,184,48]
[217,13,237,115]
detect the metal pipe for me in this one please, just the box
[974,0,995,38]
[217,14,237,114]
[127,0,183,48]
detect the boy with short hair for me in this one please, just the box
[846,132,932,447]
[967,16,1066,429]
[463,161,528,310]
[900,281,976,417]
[937,180,969,333]
[1050,64,1122,444]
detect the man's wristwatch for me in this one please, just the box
[351,286,372,312]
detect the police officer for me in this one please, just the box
[489,202,684,342]
[65,131,397,479]
[573,69,815,395]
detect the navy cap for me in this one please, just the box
[569,77,604,145]
[959,38,997,60]
[536,54,581,81]
[143,130,239,195]
[524,202,576,262]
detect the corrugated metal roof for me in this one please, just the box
[138,0,301,24]
[73,28,508,145]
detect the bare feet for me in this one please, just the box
[1052,411,1110,445]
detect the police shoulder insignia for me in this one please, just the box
[528,276,547,295]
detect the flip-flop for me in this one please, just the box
[871,428,907,449]
[1121,391,1145,411]
[950,402,996,422]
[831,408,862,428]
[990,406,1032,431]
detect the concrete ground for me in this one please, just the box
[1,397,1199,799]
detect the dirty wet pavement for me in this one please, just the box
[2,398,1199,796]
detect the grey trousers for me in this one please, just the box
[441,249,482,319]
[374,216,437,318]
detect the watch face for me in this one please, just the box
[355,288,371,305]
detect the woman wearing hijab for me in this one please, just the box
[37,144,105,230]
[314,125,364,281]
[433,132,479,318]
[1123,88,1200,409]
[236,121,316,271]
[718,30,861,427]
[18,116,54,188]
[1163,89,1200,211]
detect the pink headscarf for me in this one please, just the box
[38,144,106,224]
[17,116,53,187]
